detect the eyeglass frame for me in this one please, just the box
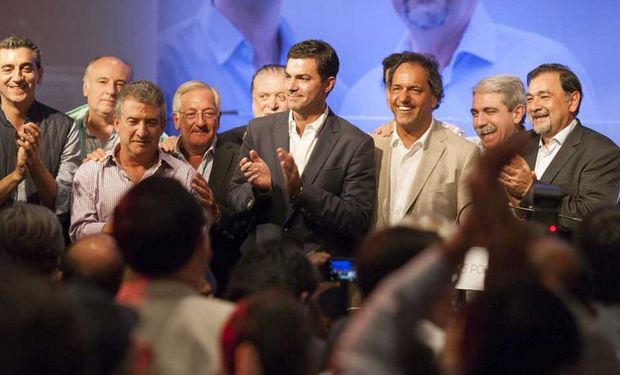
[176,110,220,121]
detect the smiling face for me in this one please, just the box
[251,70,288,118]
[285,58,334,118]
[471,92,524,149]
[392,0,454,30]
[115,98,164,161]
[173,87,219,153]
[83,57,132,118]
[527,72,579,139]
[0,47,42,106]
[388,62,437,132]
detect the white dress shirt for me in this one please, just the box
[389,124,432,224]
[288,107,329,175]
[534,119,578,179]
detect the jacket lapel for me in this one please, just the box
[209,141,236,200]
[373,135,392,227]
[300,111,338,185]
[523,130,540,170]
[405,122,446,213]
[539,123,583,183]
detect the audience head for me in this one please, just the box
[0,259,89,375]
[251,64,288,117]
[221,290,312,375]
[471,74,526,149]
[357,226,440,297]
[0,35,43,106]
[526,63,582,137]
[113,80,166,159]
[460,280,581,375]
[391,0,477,32]
[82,56,133,119]
[113,177,209,279]
[575,206,620,304]
[63,234,125,295]
[227,240,319,302]
[0,204,64,277]
[172,80,220,151]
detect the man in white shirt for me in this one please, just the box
[229,39,375,256]
[372,52,479,229]
[507,64,620,231]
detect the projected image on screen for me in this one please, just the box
[157,0,619,144]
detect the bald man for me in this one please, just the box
[66,56,133,159]
[63,234,125,295]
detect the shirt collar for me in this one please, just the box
[395,2,496,84]
[203,1,295,65]
[390,118,434,150]
[538,119,578,148]
[288,106,329,136]
[107,144,173,170]
[173,134,218,162]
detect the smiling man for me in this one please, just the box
[372,52,479,228]
[66,56,133,159]
[0,35,80,217]
[229,39,375,256]
[508,64,620,230]
[70,80,213,241]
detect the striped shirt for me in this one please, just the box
[70,147,197,241]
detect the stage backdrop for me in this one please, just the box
[1,0,618,144]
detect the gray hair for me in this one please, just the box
[114,80,166,124]
[0,204,64,275]
[473,74,526,127]
[172,80,221,113]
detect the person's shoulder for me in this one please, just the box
[248,111,288,131]
[180,295,235,322]
[34,101,73,125]
[434,122,477,150]
[329,112,372,141]
[218,125,246,146]
[577,122,619,149]
[66,104,88,121]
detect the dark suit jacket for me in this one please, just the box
[521,121,620,230]
[229,110,376,256]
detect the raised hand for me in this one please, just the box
[277,148,301,199]
[239,149,272,191]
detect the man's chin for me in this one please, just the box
[533,123,551,135]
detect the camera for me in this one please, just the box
[328,258,357,282]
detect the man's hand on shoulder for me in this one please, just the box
[83,148,107,163]
[159,135,178,153]
[370,120,394,138]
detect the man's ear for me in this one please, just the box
[82,79,89,98]
[568,91,580,114]
[234,342,263,375]
[324,76,336,96]
[512,104,526,125]
[172,112,181,131]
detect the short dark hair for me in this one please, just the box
[382,53,403,86]
[574,206,620,304]
[356,226,440,297]
[113,177,206,277]
[0,35,42,69]
[387,52,444,110]
[287,39,339,81]
[251,64,286,94]
[527,63,583,115]
[226,241,319,302]
[0,204,64,275]
[114,80,166,124]
[221,291,312,375]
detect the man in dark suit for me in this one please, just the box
[170,80,250,294]
[229,39,375,257]
[503,64,620,231]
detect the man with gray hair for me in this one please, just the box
[471,74,526,150]
[70,80,216,241]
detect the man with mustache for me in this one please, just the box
[505,64,620,230]
[0,35,80,218]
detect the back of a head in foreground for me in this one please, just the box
[356,226,440,298]
[574,206,620,304]
[461,280,581,375]
[0,259,88,375]
[0,203,64,276]
[226,240,319,302]
[113,176,206,277]
[221,290,312,375]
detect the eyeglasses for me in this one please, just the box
[177,110,218,121]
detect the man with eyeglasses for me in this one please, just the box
[170,80,252,295]
[70,81,217,241]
